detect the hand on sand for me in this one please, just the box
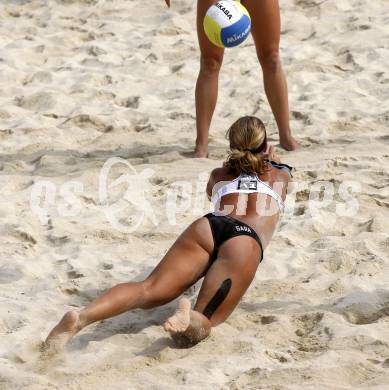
[266,145,281,163]
[165,0,170,8]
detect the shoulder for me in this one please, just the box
[268,160,293,178]
[206,166,234,198]
[272,166,290,182]
[265,163,292,185]
[209,166,231,182]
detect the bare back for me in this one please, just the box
[207,164,291,248]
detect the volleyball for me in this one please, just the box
[203,1,251,48]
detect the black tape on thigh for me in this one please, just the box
[202,278,232,320]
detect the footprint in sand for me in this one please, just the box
[61,114,114,133]
[292,312,332,353]
[12,228,37,245]
[291,110,312,125]
[15,92,56,112]
[116,96,140,109]
[0,265,23,284]
[341,302,389,325]
[23,71,53,85]
[293,312,324,338]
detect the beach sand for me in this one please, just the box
[0,0,388,388]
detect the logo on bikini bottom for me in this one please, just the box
[236,225,251,233]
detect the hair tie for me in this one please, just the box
[242,146,262,153]
[249,146,263,153]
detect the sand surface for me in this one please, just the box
[0,0,389,389]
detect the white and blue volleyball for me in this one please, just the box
[204,1,251,48]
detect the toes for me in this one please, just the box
[164,319,175,332]
[163,317,186,333]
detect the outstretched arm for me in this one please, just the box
[206,169,218,201]
[266,144,281,163]
[266,145,294,195]
[164,0,170,8]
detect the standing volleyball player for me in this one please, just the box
[164,0,299,157]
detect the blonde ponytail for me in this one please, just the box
[225,116,269,175]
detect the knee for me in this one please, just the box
[200,55,223,75]
[139,279,158,309]
[258,50,281,74]
[139,279,176,310]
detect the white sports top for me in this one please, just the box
[211,173,285,211]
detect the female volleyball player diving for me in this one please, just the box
[44,116,293,352]
[164,0,299,157]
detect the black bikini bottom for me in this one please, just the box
[204,213,264,265]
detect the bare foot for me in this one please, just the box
[43,311,82,355]
[280,135,300,151]
[163,298,191,334]
[194,144,209,158]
